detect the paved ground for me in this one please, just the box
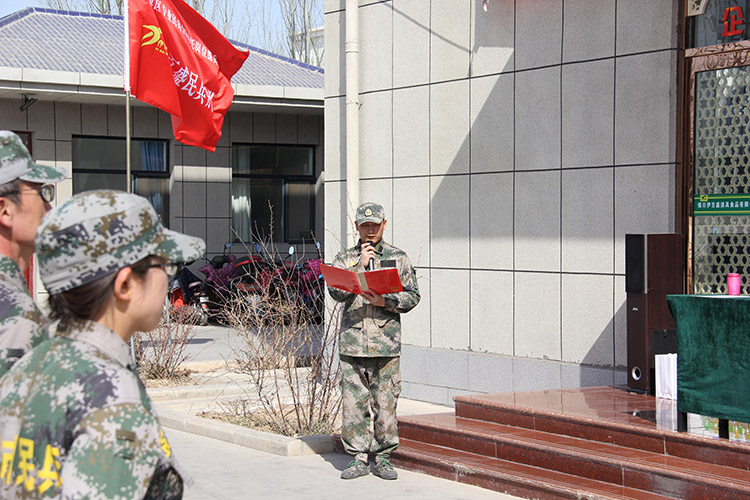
[180,323,243,365]
[155,324,522,499]
[168,428,515,500]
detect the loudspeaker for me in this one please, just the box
[652,329,677,356]
[625,233,683,394]
[625,234,645,293]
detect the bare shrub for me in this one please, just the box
[219,235,342,437]
[134,306,199,380]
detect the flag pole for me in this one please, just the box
[124,0,132,194]
[124,0,137,366]
[126,94,131,194]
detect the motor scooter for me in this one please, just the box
[230,244,303,322]
[232,243,271,295]
[168,262,209,325]
[198,242,238,322]
[297,242,324,324]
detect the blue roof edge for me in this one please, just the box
[0,7,122,28]
[0,7,324,75]
[230,40,324,75]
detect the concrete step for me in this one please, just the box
[394,438,674,500]
[393,387,750,500]
[396,413,750,499]
[454,387,750,470]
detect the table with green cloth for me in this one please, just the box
[666,294,750,434]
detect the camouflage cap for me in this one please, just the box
[36,190,206,294]
[355,202,385,224]
[0,130,66,185]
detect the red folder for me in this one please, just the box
[321,263,403,295]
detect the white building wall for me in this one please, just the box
[324,0,679,405]
[1,99,324,303]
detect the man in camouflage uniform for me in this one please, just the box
[0,130,66,376]
[0,190,205,498]
[329,202,420,480]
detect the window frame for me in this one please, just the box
[683,42,750,293]
[71,135,170,225]
[231,142,317,244]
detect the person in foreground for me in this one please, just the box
[329,202,420,480]
[0,130,67,376]
[0,190,205,499]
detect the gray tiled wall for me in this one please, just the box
[1,99,324,262]
[393,86,429,177]
[401,345,628,407]
[324,0,678,406]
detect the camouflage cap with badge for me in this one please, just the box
[0,130,66,185]
[355,202,385,224]
[36,190,206,294]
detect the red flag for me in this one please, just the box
[128,0,248,151]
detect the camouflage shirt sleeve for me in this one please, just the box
[62,403,173,500]
[0,256,51,377]
[382,252,420,314]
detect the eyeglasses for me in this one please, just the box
[142,262,179,277]
[4,183,55,203]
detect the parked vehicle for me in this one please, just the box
[231,243,326,323]
[232,243,272,295]
[167,262,208,325]
[203,241,324,325]
[297,242,324,324]
[266,243,325,324]
[198,242,238,321]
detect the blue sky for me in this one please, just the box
[1,0,45,19]
[0,0,322,65]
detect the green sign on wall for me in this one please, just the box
[694,193,750,215]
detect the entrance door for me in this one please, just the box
[688,47,750,294]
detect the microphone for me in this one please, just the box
[366,240,374,271]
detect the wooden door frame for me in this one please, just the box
[680,40,750,292]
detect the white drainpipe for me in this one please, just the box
[345,0,360,246]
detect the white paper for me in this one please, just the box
[655,353,678,400]
[656,397,678,431]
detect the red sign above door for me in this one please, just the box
[722,6,745,37]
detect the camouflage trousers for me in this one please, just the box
[340,355,401,461]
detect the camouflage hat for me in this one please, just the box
[36,190,206,294]
[355,202,385,224]
[0,130,66,185]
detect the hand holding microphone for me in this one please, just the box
[361,240,386,306]
[361,240,376,271]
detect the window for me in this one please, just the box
[72,137,169,224]
[13,131,32,153]
[688,0,750,48]
[231,144,315,243]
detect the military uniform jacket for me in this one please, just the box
[0,256,50,377]
[0,321,182,499]
[329,240,420,357]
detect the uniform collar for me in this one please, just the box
[0,255,26,287]
[56,320,133,367]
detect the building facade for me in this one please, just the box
[324,1,747,405]
[0,8,325,299]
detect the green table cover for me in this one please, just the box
[666,294,750,423]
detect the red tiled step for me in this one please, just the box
[397,413,750,500]
[455,387,750,470]
[393,438,674,500]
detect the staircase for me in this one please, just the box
[392,386,750,499]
